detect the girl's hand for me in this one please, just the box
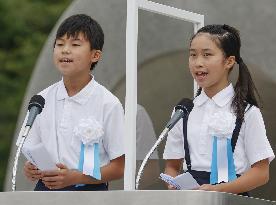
[197,184,219,192]
[41,163,79,189]
[167,184,177,190]
[23,161,42,182]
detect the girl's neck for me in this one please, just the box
[204,81,230,98]
[63,74,92,97]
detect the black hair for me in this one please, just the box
[191,24,260,119]
[55,14,104,70]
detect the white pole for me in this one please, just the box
[125,0,204,190]
[124,0,138,190]
[193,21,204,97]
[138,0,203,24]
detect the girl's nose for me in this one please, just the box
[194,57,204,68]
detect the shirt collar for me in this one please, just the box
[194,83,234,107]
[57,76,96,105]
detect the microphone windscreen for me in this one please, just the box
[28,95,45,113]
[175,98,194,113]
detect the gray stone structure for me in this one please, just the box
[5,0,276,201]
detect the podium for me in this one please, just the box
[0,191,275,205]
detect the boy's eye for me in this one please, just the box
[56,43,64,46]
[72,44,80,46]
[204,53,212,56]
[189,53,196,57]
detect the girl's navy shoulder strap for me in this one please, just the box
[182,114,191,171]
[182,102,252,171]
[231,103,252,152]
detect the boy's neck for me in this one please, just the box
[63,74,92,97]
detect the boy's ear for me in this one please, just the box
[91,50,102,63]
[225,56,236,70]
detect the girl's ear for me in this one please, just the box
[225,56,236,70]
[91,50,102,63]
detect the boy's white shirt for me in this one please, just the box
[17,77,125,169]
[163,83,275,174]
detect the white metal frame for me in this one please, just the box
[125,0,204,190]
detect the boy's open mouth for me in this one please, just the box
[60,58,73,63]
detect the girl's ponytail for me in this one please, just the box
[233,57,260,119]
[195,87,202,98]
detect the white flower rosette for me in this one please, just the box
[208,111,236,183]
[73,118,104,179]
[208,111,236,139]
[74,118,104,146]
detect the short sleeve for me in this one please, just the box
[163,110,185,159]
[103,102,125,160]
[244,106,274,165]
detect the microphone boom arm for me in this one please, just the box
[11,126,31,191]
[135,127,170,190]
[135,99,193,190]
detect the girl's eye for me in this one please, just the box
[56,43,64,46]
[72,43,80,46]
[204,53,212,56]
[189,53,196,57]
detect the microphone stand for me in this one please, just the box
[11,126,31,191]
[135,127,169,190]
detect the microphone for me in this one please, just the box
[165,98,194,130]
[136,98,194,189]
[12,94,45,191]
[26,95,45,127]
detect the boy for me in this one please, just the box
[22,14,125,191]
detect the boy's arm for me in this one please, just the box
[41,155,124,189]
[198,159,269,194]
[77,155,125,184]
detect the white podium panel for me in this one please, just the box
[0,191,275,205]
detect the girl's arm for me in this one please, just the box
[41,155,125,189]
[165,159,183,177]
[199,159,269,194]
[164,159,183,189]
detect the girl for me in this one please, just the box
[163,24,274,195]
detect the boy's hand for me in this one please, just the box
[24,161,42,182]
[41,163,78,189]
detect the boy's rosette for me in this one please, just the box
[208,111,237,184]
[74,118,104,180]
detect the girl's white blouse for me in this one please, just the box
[163,84,274,174]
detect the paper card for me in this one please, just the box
[22,143,57,171]
[160,172,200,190]
[160,173,181,189]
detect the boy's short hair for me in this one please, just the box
[55,14,104,70]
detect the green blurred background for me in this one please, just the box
[0,0,71,191]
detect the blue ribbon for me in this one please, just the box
[210,136,237,184]
[92,143,101,180]
[77,142,101,181]
[210,136,218,184]
[78,143,85,172]
[76,143,85,187]
[227,139,237,181]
